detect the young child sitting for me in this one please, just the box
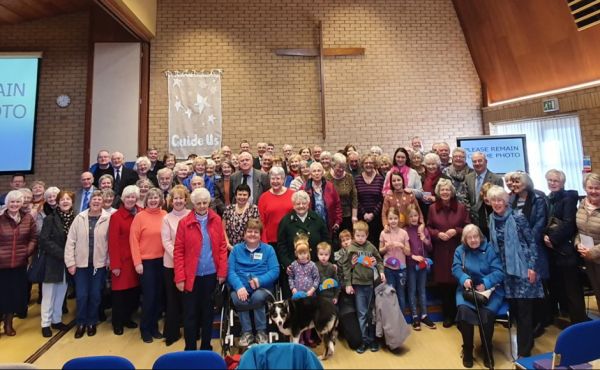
[379,207,411,313]
[316,242,339,304]
[344,221,385,354]
[405,204,435,330]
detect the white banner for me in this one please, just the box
[167,72,222,158]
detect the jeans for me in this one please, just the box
[407,267,428,318]
[230,288,271,333]
[384,267,407,313]
[74,267,106,326]
[353,284,374,345]
[140,258,164,336]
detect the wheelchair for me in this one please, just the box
[220,284,283,356]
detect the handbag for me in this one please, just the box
[27,248,46,283]
[462,287,494,306]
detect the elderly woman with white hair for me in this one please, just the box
[303,161,343,237]
[427,178,470,328]
[326,153,358,233]
[487,185,543,358]
[575,172,600,316]
[320,151,333,172]
[543,169,588,324]
[173,162,190,186]
[277,190,330,298]
[130,187,167,343]
[42,186,61,216]
[174,187,228,351]
[420,152,451,220]
[0,190,37,336]
[136,156,158,188]
[258,166,294,247]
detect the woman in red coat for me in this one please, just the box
[174,187,228,351]
[427,178,470,328]
[108,185,141,335]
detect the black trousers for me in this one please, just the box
[533,279,553,329]
[112,287,139,329]
[140,258,164,336]
[163,267,183,342]
[457,318,495,355]
[548,261,588,323]
[439,283,457,321]
[508,298,534,357]
[182,274,217,351]
[279,267,291,299]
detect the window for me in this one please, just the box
[490,114,584,194]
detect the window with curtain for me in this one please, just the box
[490,114,584,194]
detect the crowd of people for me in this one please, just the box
[0,138,599,368]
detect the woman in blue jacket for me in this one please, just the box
[452,224,505,369]
[227,218,279,348]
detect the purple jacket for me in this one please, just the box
[288,260,320,292]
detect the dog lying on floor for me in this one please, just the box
[267,296,339,360]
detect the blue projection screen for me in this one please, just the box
[457,135,528,174]
[0,54,41,174]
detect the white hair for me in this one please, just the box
[332,153,347,166]
[44,187,60,200]
[5,190,24,203]
[269,166,286,178]
[424,152,441,166]
[190,187,211,204]
[292,190,310,204]
[121,185,140,199]
[136,156,151,167]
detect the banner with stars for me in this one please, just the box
[167,71,222,158]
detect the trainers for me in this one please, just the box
[355,344,367,354]
[421,316,437,329]
[369,341,380,352]
[412,318,421,331]
[256,331,268,344]
[238,332,254,347]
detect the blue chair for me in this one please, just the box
[152,351,226,370]
[238,343,323,369]
[515,319,600,369]
[63,356,135,370]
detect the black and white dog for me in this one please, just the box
[267,296,339,360]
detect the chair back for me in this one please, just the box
[238,343,323,370]
[63,356,135,370]
[152,351,226,370]
[554,319,600,367]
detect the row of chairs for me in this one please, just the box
[0,343,323,370]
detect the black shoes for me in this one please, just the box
[462,346,473,368]
[51,322,69,331]
[152,331,164,339]
[483,354,495,369]
[113,326,124,335]
[41,327,52,338]
[87,325,97,337]
[124,320,138,329]
[74,325,85,339]
[421,316,437,329]
[165,335,181,346]
[443,318,455,328]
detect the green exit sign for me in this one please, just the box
[543,98,559,113]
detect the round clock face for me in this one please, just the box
[56,94,71,108]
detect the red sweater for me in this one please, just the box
[258,189,295,243]
[174,209,228,292]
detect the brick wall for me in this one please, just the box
[0,12,89,193]
[149,0,481,157]
[482,85,600,172]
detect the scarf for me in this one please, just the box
[57,208,75,235]
[423,170,442,192]
[489,208,528,278]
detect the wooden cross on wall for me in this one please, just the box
[274,21,365,139]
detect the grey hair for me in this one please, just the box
[471,151,487,161]
[292,190,310,204]
[545,169,566,185]
[136,178,153,189]
[157,167,173,178]
[121,185,140,199]
[320,151,332,159]
[504,171,516,182]
[487,185,509,203]
[18,188,33,197]
[101,188,115,199]
[174,162,188,174]
[190,187,211,204]
[452,147,467,156]
[206,158,216,167]
[98,174,114,185]
[136,156,151,167]
[461,224,484,245]
[424,152,441,167]
[269,166,286,178]
[44,186,60,200]
[332,153,347,166]
[5,190,24,203]
[434,178,456,197]
[511,172,534,191]
[370,146,383,155]
[309,161,324,172]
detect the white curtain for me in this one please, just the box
[490,114,584,193]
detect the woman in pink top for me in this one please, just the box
[379,207,411,312]
[161,185,190,346]
[130,188,167,343]
[258,166,294,246]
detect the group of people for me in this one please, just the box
[0,138,598,368]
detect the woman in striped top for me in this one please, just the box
[355,153,384,247]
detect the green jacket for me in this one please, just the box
[276,210,331,269]
[344,241,383,286]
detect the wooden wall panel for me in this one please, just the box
[453,0,600,104]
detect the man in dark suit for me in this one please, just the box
[465,151,504,227]
[74,171,96,215]
[253,142,268,170]
[230,151,270,205]
[147,146,164,177]
[92,149,112,187]
[111,151,139,195]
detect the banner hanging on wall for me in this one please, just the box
[167,71,222,158]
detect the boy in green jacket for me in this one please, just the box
[343,221,385,354]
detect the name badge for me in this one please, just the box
[253,253,263,260]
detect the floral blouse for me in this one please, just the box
[222,204,260,246]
